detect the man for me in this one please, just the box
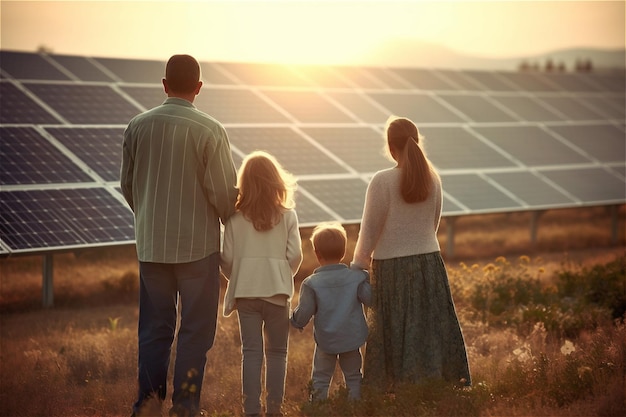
[121,54,238,417]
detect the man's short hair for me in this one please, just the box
[310,221,346,261]
[165,54,200,94]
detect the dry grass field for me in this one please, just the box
[1,205,625,417]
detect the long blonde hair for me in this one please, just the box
[236,151,297,231]
[385,116,434,203]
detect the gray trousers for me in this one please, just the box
[237,298,289,415]
[311,345,363,400]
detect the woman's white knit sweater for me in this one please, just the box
[353,167,442,269]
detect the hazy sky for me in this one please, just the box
[1,0,624,66]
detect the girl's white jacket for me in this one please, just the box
[220,209,303,316]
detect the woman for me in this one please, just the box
[352,116,471,390]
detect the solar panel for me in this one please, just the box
[24,83,141,124]
[485,171,576,207]
[581,96,624,120]
[536,96,606,120]
[546,124,626,163]
[298,178,368,222]
[0,50,71,80]
[325,91,390,123]
[497,71,559,91]
[227,127,348,175]
[0,82,61,124]
[367,92,466,123]
[439,94,518,123]
[44,127,124,182]
[364,67,411,89]
[299,126,391,173]
[0,126,93,185]
[93,57,166,83]
[432,69,485,91]
[331,66,389,89]
[542,72,605,92]
[392,68,458,90]
[291,65,354,88]
[472,126,592,166]
[441,173,524,212]
[295,190,339,225]
[216,62,311,87]
[121,86,291,124]
[421,126,515,170]
[461,71,517,91]
[0,187,134,252]
[0,49,624,258]
[490,95,566,122]
[260,90,356,123]
[539,167,626,203]
[48,54,114,82]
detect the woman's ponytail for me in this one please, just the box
[386,117,433,203]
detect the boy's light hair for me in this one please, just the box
[310,221,346,262]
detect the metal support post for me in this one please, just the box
[42,254,54,308]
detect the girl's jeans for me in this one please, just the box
[237,298,289,415]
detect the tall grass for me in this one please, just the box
[1,206,625,416]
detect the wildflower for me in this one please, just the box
[513,345,532,362]
[519,255,530,264]
[495,256,507,264]
[577,366,592,379]
[560,340,576,355]
[483,263,496,273]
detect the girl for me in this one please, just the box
[220,150,303,417]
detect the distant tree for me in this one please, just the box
[37,44,54,54]
[557,62,566,72]
[518,60,531,72]
[575,58,594,73]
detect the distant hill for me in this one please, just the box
[359,38,625,72]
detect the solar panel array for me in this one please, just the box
[1,50,625,256]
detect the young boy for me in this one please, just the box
[291,222,371,400]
